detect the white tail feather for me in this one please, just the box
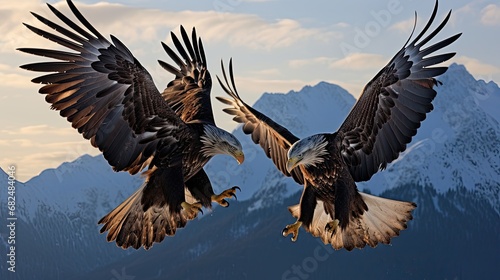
[288,192,416,250]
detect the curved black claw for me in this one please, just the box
[232,186,241,200]
[212,186,241,207]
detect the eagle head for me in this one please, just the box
[286,134,328,172]
[201,125,244,164]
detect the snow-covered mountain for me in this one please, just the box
[358,64,500,212]
[1,63,499,279]
[0,155,143,279]
[16,154,143,221]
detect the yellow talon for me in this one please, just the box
[211,186,240,207]
[181,202,203,220]
[282,221,303,242]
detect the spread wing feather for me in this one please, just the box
[18,0,189,174]
[159,26,214,124]
[216,59,304,184]
[338,1,461,181]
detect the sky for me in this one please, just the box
[1,0,499,182]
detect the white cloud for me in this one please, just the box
[248,68,282,77]
[0,0,53,53]
[0,0,336,73]
[334,22,350,28]
[481,4,500,26]
[1,139,35,147]
[330,52,387,71]
[0,130,99,182]
[0,72,34,89]
[0,124,75,136]
[286,54,382,97]
[454,3,474,15]
[195,16,323,50]
[450,2,500,27]
[389,17,415,33]
[0,63,39,89]
[288,56,335,69]
[455,56,500,79]
[12,2,329,52]
[1,148,100,182]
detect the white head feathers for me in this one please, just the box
[200,124,242,158]
[288,134,329,168]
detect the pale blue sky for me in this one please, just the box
[1,0,498,181]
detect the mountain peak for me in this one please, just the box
[205,81,357,201]
[298,81,347,93]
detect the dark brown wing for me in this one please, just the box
[216,59,304,184]
[159,26,214,125]
[338,0,461,181]
[18,0,190,175]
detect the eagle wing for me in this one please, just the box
[159,26,214,125]
[18,0,190,175]
[338,1,461,182]
[217,60,304,184]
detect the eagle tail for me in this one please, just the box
[98,167,196,250]
[356,192,416,246]
[289,192,416,251]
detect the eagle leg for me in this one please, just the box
[211,186,241,207]
[325,219,340,238]
[181,201,203,220]
[282,221,303,242]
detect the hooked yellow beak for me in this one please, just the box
[286,157,300,173]
[233,150,245,164]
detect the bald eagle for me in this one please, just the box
[217,1,461,250]
[19,0,244,250]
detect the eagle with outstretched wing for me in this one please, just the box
[217,0,461,250]
[19,0,244,250]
